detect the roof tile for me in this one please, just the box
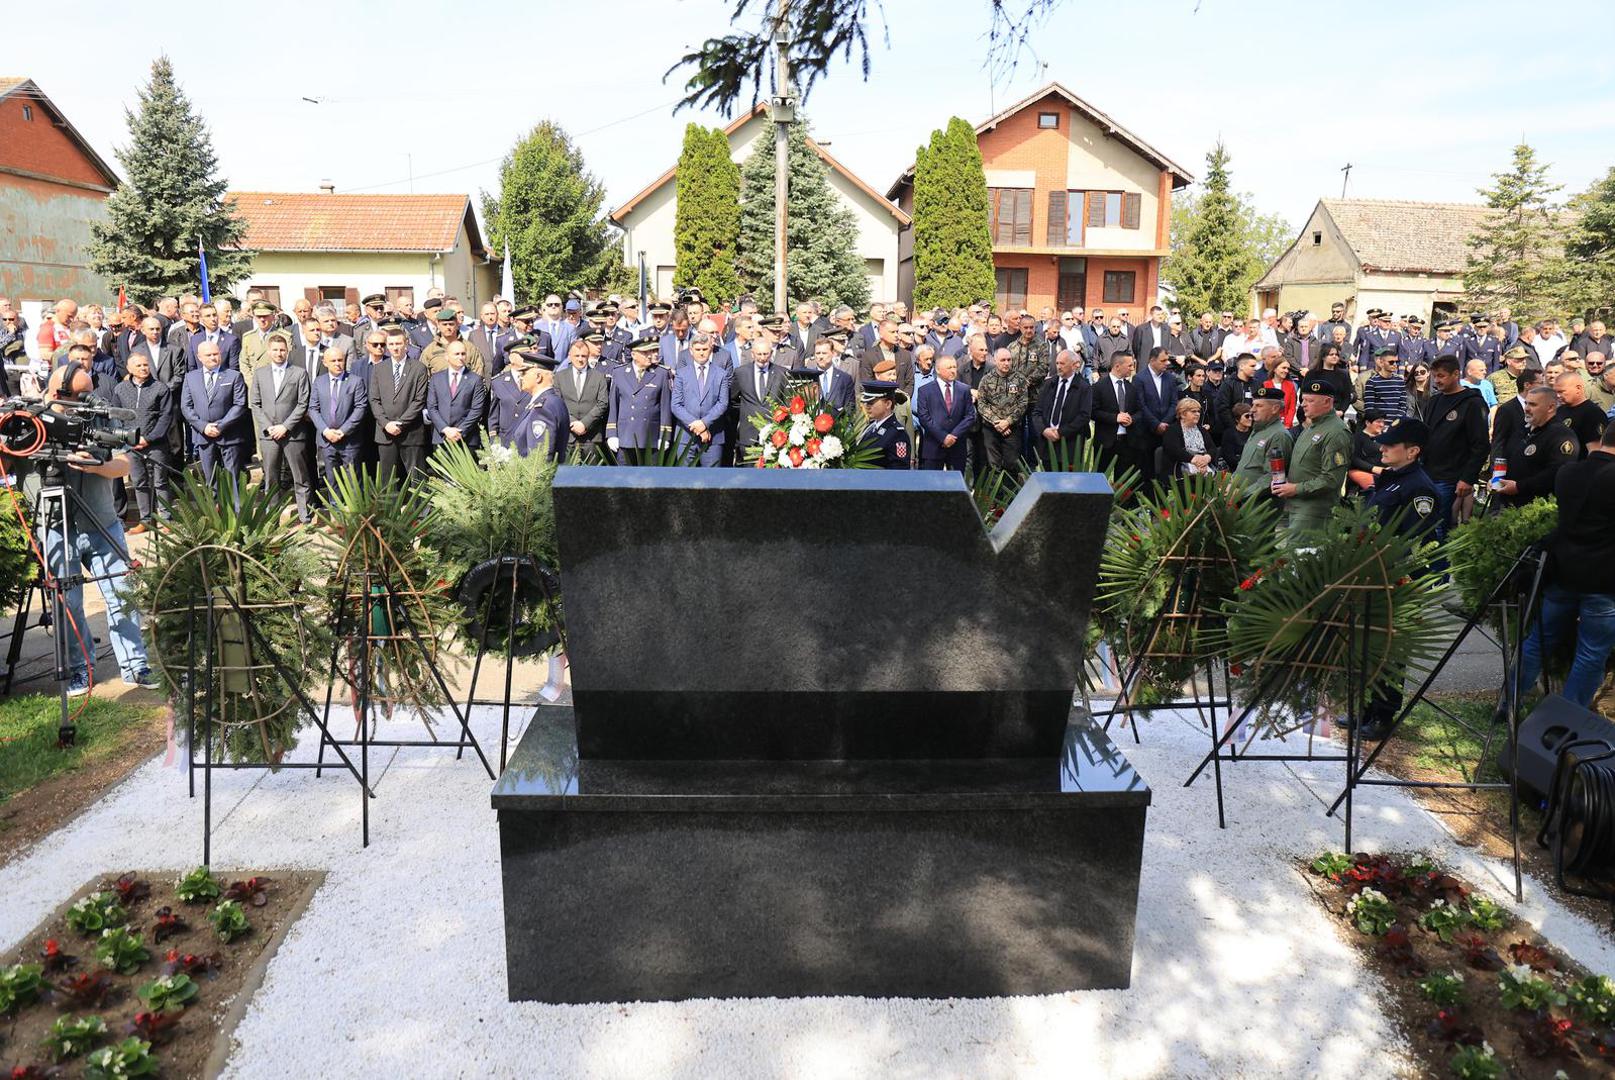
[225,192,479,253]
[1321,198,1495,275]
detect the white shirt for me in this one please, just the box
[1533,333,1566,367]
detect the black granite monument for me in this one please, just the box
[494,467,1150,1002]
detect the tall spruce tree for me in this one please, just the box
[1560,165,1615,319]
[674,124,742,302]
[482,121,619,300]
[911,117,997,312]
[1462,143,1565,315]
[735,119,869,311]
[1159,142,1267,318]
[89,56,251,300]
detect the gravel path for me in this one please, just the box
[3,703,1612,1080]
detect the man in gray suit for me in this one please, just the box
[556,338,609,454]
[730,335,790,461]
[249,333,315,522]
[313,304,354,362]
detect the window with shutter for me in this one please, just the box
[1012,189,1032,245]
[1047,190,1068,246]
[995,268,1028,311]
[1122,192,1142,230]
[1086,191,1105,229]
[990,188,1034,245]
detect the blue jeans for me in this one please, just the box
[1516,584,1615,709]
[1430,479,1456,543]
[40,520,149,681]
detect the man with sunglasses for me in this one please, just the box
[0,305,25,395]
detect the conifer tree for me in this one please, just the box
[674,124,742,303]
[736,119,869,311]
[1160,142,1266,319]
[482,121,619,300]
[89,56,251,300]
[1463,143,1565,314]
[911,117,997,312]
[1560,165,1615,318]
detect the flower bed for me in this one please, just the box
[2,869,323,1078]
[1305,851,1615,1078]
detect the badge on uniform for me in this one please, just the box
[1446,410,1457,422]
[1311,433,1322,443]
[1333,451,1346,466]
[1524,444,1537,456]
[1413,495,1435,517]
[895,441,907,459]
[1562,440,1576,456]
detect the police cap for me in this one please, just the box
[1375,418,1428,448]
[859,379,907,405]
[362,292,387,308]
[630,338,660,354]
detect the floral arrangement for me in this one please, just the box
[748,393,879,469]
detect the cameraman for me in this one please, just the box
[17,363,157,695]
[1511,419,1615,710]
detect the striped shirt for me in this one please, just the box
[1360,374,1406,420]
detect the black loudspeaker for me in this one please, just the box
[1502,694,1615,796]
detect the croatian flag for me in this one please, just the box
[197,236,211,304]
[501,241,514,304]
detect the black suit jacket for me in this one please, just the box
[730,363,790,447]
[1131,321,1169,359]
[1031,374,1092,441]
[368,358,431,445]
[1091,374,1140,448]
[1490,396,1526,456]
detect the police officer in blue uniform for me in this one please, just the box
[512,350,570,461]
[1397,315,1432,367]
[595,302,633,364]
[1461,313,1502,373]
[606,337,673,464]
[857,380,912,468]
[487,343,532,445]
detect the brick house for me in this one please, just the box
[887,82,1192,315]
[0,77,119,310]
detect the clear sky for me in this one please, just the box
[14,0,1615,239]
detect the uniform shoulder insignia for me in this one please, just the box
[1562,440,1576,456]
[894,440,907,459]
[1412,495,1435,517]
[1333,451,1346,467]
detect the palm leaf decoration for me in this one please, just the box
[319,467,459,725]
[128,471,328,766]
[1223,501,1448,731]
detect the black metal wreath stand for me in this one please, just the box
[454,554,563,774]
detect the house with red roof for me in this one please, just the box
[224,186,496,313]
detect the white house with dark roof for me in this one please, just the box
[610,104,910,305]
[1253,198,1496,325]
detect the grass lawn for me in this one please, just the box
[1396,692,1508,783]
[0,693,163,804]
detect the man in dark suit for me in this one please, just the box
[913,354,976,470]
[1132,347,1180,485]
[809,338,856,416]
[557,338,610,454]
[468,301,502,372]
[112,350,174,531]
[729,337,790,461]
[425,340,488,454]
[179,338,249,488]
[369,327,431,485]
[130,315,186,398]
[1032,348,1092,467]
[1092,351,1143,478]
[249,333,316,522]
[1131,306,1169,359]
[188,303,240,371]
[310,345,369,484]
[670,333,733,466]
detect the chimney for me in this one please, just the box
[318,180,335,194]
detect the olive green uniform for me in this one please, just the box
[1232,417,1293,497]
[1004,338,1048,403]
[1282,411,1352,541]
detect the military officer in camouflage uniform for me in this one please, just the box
[1273,377,1352,542]
[974,347,1031,471]
[1232,385,1293,497]
[857,381,912,469]
[1004,315,1048,405]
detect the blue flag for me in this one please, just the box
[197,236,211,304]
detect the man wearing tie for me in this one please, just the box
[310,345,369,485]
[1132,347,1181,486]
[606,338,673,464]
[1032,349,1093,467]
[1092,352,1140,478]
[671,332,733,466]
[180,339,249,488]
[188,303,240,371]
[558,338,610,455]
[536,295,574,364]
[810,338,856,416]
[369,327,431,485]
[730,337,789,463]
[913,354,976,471]
[426,340,489,454]
[249,332,315,522]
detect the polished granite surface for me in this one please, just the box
[491,706,1150,811]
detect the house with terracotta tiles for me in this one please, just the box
[887,82,1193,316]
[611,103,909,304]
[0,77,118,313]
[224,187,497,313]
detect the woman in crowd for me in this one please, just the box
[1162,397,1216,477]
[1263,354,1297,428]
[1404,363,1432,420]
[1305,343,1354,415]
[1217,401,1252,471]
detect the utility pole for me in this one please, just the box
[771,0,795,313]
[1340,162,1352,198]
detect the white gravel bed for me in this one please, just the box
[2,703,1612,1079]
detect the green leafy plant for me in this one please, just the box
[1404,854,1438,879]
[174,866,221,904]
[135,973,197,1012]
[0,495,33,610]
[1345,887,1398,937]
[1418,970,1466,1008]
[66,892,130,936]
[1464,896,1511,933]
[127,472,330,766]
[1311,851,1353,879]
[0,961,45,1012]
[1448,1041,1502,1080]
[1499,963,1566,1011]
[1418,900,1468,944]
[208,899,250,943]
[84,1036,159,1079]
[42,1013,109,1060]
[1446,497,1558,628]
[1569,974,1615,1026]
[93,927,150,975]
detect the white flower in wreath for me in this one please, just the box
[789,425,807,447]
[791,413,811,436]
[819,435,843,460]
